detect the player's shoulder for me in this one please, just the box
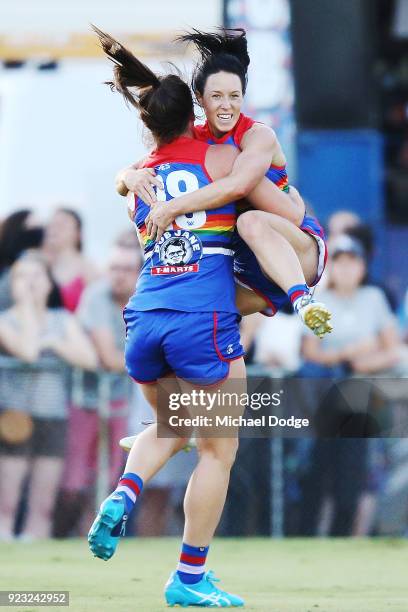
[241,120,278,148]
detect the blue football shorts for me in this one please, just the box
[234,214,328,316]
[123,308,244,385]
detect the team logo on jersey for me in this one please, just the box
[151,230,203,275]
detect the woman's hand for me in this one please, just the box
[145,202,176,242]
[123,168,163,206]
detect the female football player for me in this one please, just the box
[89,27,246,607]
[118,29,331,338]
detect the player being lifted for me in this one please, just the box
[118,28,332,338]
[89,26,249,607]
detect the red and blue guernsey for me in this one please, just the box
[193,114,328,315]
[193,113,289,193]
[126,136,238,314]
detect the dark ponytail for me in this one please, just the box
[92,25,194,145]
[177,28,250,96]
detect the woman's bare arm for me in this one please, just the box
[301,335,344,367]
[0,307,41,363]
[350,324,401,373]
[43,315,98,370]
[145,126,305,239]
[120,124,297,209]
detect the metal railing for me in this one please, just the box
[0,355,132,506]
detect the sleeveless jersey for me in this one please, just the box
[126,136,238,314]
[193,113,327,298]
[193,113,289,194]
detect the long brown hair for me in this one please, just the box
[92,26,194,145]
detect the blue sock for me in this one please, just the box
[287,283,310,310]
[114,472,143,514]
[177,542,209,584]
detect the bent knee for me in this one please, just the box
[237,210,265,243]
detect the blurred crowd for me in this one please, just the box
[1,206,408,540]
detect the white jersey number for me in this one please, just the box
[156,170,206,230]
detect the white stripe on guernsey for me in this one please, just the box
[234,277,251,290]
[116,486,137,503]
[202,247,234,256]
[177,562,206,574]
[313,234,326,279]
[145,247,233,260]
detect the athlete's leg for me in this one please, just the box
[180,357,245,545]
[182,436,239,545]
[124,382,190,481]
[235,284,268,316]
[164,357,246,607]
[237,210,332,337]
[89,380,190,560]
[237,209,317,289]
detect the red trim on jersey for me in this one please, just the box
[193,114,255,148]
[235,273,278,317]
[141,136,209,169]
[233,114,255,147]
[201,160,214,183]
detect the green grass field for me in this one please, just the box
[0,538,407,611]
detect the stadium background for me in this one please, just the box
[1,1,408,610]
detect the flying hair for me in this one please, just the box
[176,28,250,95]
[177,28,250,69]
[92,25,195,145]
[91,24,160,109]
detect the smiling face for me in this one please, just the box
[198,71,243,138]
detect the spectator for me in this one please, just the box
[327,210,361,239]
[43,207,98,312]
[252,305,303,376]
[55,244,142,535]
[299,234,403,537]
[115,227,140,250]
[0,253,96,540]
[302,234,401,376]
[0,209,44,311]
